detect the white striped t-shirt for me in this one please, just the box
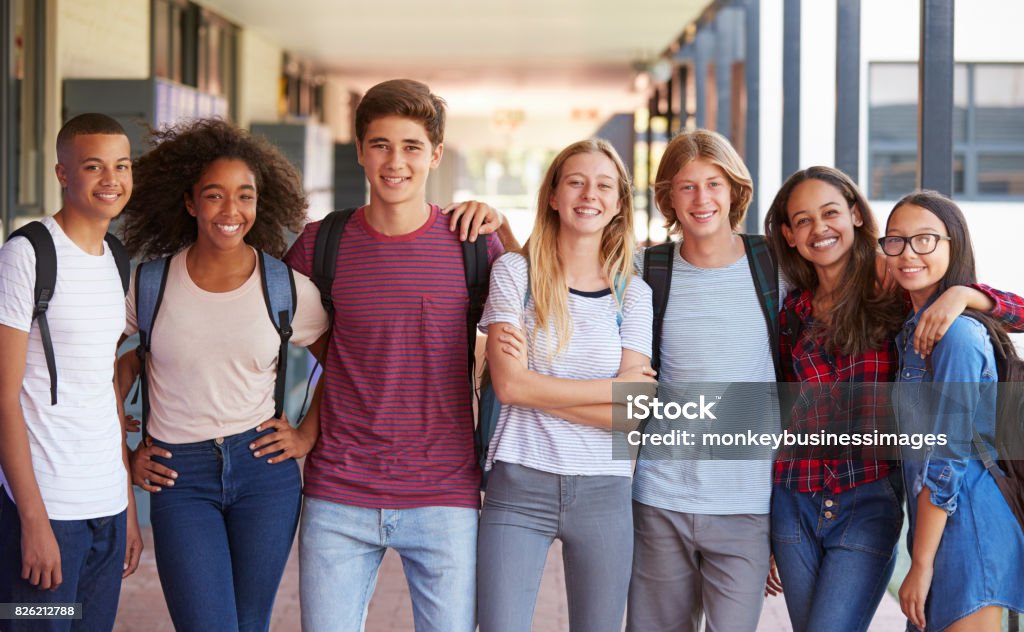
[0,216,128,520]
[479,252,653,477]
[632,240,785,515]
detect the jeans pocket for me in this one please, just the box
[770,488,802,544]
[838,478,903,557]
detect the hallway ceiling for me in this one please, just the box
[201,0,710,116]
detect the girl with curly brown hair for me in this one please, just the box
[119,118,329,631]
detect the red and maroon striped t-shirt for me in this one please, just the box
[285,205,503,509]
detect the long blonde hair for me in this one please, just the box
[521,139,636,357]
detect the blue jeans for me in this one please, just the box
[299,497,477,632]
[770,474,904,632]
[0,488,126,632]
[477,462,633,632]
[148,426,301,632]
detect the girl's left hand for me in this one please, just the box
[898,562,933,630]
[915,286,970,357]
[249,414,314,464]
[496,325,528,368]
[441,201,503,242]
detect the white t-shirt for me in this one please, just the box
[0,216,128,520]
[123,247,328,443]
[479,252,653,477]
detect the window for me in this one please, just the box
[3,0,45,233]
[152,0,191,85]
[868,62,1024,199]
[282,54,325,120]
[151,1,236,118]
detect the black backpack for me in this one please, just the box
[642,234,781,379]
[5,221,130,405]
[310,207,490,468]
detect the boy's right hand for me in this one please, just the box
[129,437,177,492]
[21,520,62,590]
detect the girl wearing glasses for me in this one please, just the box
[762,167,1024,632]
[884,190,1024,632]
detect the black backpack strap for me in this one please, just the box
[134,257,172,439]
[103,233,131,295]
[642,242,675,373]
[462,237,491,388]
[258,252,297,419]
[8,222,58,405]
[312,208,357,323]
[741,234,782,381]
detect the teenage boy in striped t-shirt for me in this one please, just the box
[0,114,142,631]
[285,79,503,632]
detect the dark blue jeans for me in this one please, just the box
[771,473,904,632]
[0,488,126,632]
[148,426,301,632]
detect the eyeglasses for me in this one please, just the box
[878,234,951,256]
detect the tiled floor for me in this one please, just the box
[113,526,907,631]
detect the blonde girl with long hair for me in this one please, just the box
[476,139,655,632]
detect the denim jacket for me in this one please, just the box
[895,304,999,515]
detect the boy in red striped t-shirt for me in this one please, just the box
[285,79,503,632]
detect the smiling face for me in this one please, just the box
[185,158,257,253]
[549,151,622,238]
[55,133,132,222]
[884,202,951,308]
[357,115,442,211]
[781,177,863,274]
[669,158,733,241]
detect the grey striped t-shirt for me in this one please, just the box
[632,240,785,514]
[479,252,653,477]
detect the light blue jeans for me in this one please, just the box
[298,497,477,632]
[477,462,634,632]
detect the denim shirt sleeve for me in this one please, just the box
[913,316,995,515]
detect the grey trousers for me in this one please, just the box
[477,462,634,632]
[627,502,771,632]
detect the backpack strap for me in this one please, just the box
[104,233,131,295]
[7,222,58,405]
[258,251,297,419]
[612,272,628,327]
[642,242,675,373]
[312,208,357,323]
[741,234,783,381]
[462,238,491,387]
[134,257,172,438]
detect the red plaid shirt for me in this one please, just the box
[774,284,1024,493]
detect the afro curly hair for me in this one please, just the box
[120,119,309,260]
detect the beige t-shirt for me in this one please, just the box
[124,247,328,443]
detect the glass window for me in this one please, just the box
[978,155,1024,195]
[11,0,43,214]
[870,153,917,199]
[869,62,1024,199]
[869,64,917,144]
[974,65,1024,144]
